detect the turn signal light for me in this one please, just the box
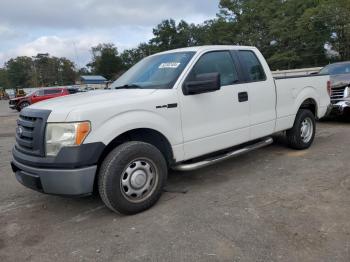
[327,81,332,97]
[76,122,91,145]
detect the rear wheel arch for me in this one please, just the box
[299,98,317,118]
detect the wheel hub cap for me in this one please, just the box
[300,117,313,143]
[120,159,157,202]
[130,170,147,189]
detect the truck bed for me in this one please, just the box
[274,74,330,132]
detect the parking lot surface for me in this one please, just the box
[0,100,349,262]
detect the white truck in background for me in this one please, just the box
[11,46,331,214]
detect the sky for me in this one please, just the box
[0,0,219,68]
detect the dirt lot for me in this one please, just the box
[0,100,349,262]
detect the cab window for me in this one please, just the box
[44,89,62,95]
[238,50,266,82]
[188,51,239,86]
[36,90,44,96]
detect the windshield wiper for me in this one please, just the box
[115,84,142,89]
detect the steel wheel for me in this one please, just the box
[300,117,313,143]
[120,158,158,203]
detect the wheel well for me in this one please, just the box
[98,128,174,167]
[300,98,317,117]
[18,100,29,105]
[93,128,174,194]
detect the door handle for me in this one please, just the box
[238,92,248,102]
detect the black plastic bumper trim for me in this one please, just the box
[11,159,97,196]
[12,142,106,169]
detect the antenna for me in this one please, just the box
[72,41,81,68]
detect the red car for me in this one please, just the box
[9,87,79,111]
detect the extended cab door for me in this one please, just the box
[235,50,277,140]
[178,50,250,160]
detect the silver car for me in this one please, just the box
[320,62,350,115]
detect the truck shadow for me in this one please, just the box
[320,113,350,124]
[166,135,287,194]
[19,133,314,219]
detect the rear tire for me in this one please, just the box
[98,141,168,215]
[286,109,316,150]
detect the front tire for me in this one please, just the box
[98,141,168,215]
[286,109,316,150]
[18,101,30,111]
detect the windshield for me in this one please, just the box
[320,63,350,75]
[111,51,195,89]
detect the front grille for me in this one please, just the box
[15,109,51,157]
[9,100,16,105]
[331,86,346,103]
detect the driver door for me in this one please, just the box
[31,90,44,103]
[178,50,251,160]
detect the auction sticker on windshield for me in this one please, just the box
[159,62,181,69]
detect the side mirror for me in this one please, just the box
[183,73,221,96]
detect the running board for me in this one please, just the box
[173,137,273,172]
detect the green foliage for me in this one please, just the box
[87,43,124,80]
[217,0,331,69]
[1,0,350,88]
[119,0,349,70]
[32,54,77,87]
[317,0,350,60]
[1,54,77,89]
[5,56,33,89]
[120,43,158,69]
[150,19,199,50]
[0,68,9,88]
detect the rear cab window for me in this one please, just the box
[238,50,266,82]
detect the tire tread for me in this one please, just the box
[286,109,316,150]
[98,141,167,215]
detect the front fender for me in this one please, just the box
[84,109,183,151]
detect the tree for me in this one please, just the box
[317,0,350,61]
[120,43,158,69]
[78,67,90,76]
[150,19,199,51]
[218,0,333,69]
[120,19,204,69]
[87,43,123,80]
[59,58,77,85]
[5,56,33,89]
[32,54,77,86]
[0,68,9,88]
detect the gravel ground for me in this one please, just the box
[0,100,349,262]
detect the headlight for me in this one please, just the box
[45,122,91,156]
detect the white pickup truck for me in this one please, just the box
[11,46,331,214]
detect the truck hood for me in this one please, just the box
[10,96,27,102]
[29,89,157,120]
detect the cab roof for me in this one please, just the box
[155,45,257,55]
